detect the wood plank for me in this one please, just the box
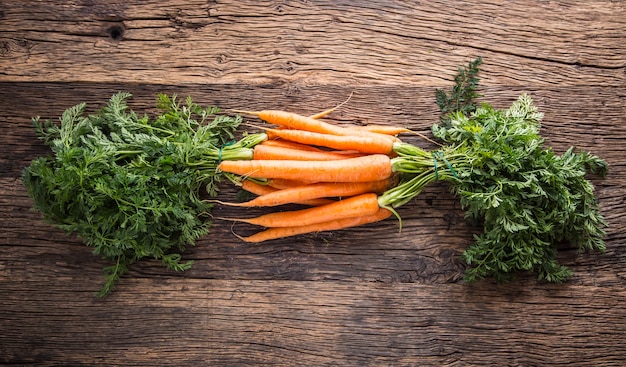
[1,0,625,365]
[1,1,624,85]
[1,278,625,366]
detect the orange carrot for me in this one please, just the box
[260,139,323,152]
[240,109,347,134]
[347,124,442,146]
[241,179,276,196]
[346,124,411,136]
[218,154,393,183]
[237,109,396,142]
[241,208,392,243]
[266,178,317,189]
[240,179,333,206]
[222,193,380,227]
[233,179,392,207]
[253,144,363,161]
[257,137,365,155]
[266,128,394,155]
[261,138,363,155]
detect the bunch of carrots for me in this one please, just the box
[215,102,456,243]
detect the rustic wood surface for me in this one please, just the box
[1,1,625,366]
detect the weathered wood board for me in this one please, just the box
[1,1,625,366]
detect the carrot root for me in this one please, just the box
[266,128,394,155]
[260,139,324,152]
[346,124,411,136]
[242,208,392,243]
[220,193,380,228]
[240,179,333,206]
[239,179,392,207]
[218,154,393,183]
[253,144,363,161]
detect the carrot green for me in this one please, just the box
[22,92,265,296]
[382,58,608,282]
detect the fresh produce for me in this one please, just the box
[263,127,395,154]
[218,154,394,183]
[236,108,397,142]
[237,179,335,207]
[22,92,266,296]
[221,192,380,228]
[252,144,364,161]
[221,58,607,283]
[240,208,393,243]
[22,58,608,290]
[220,180,392,207]
[429,60,608,282]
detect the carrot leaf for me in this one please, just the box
[22,92,258,296]
[430,60,607,283]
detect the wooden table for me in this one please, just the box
[1,1,625,365]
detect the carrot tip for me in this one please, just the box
[226,222,249,243]
[230,109,260,115]
[405,130,443,147]
[206,199,249,207]
[215,217,263,226]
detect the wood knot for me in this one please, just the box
[0,38,32,58]
[106,24,125,41]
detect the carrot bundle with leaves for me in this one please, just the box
[22,58,609,294]
[223,57,608,285]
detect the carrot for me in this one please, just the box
[266,128,395,155]
[260,139,324,152]
[347,124,411,136]
[258,137,359,155]
[253,144,363,161]
[241,179,276,196]
[232,179,392,207]
[222,193,380,228]
[240,179,334,206]
[262,138,363,156]
[308,92,353,120]
[266,178,317,189]
[346,124,443,146]
[236,109,396,143]
[241,208,392,243]
[238,109,346,134]
[218,154,393,183]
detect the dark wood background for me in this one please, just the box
[1,1,625,366]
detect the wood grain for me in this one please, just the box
[1,1,624,86]
[1,1,625,366]
[2,278,625,366]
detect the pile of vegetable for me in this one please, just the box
[217,58,607,283]
[23,58,607,295]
